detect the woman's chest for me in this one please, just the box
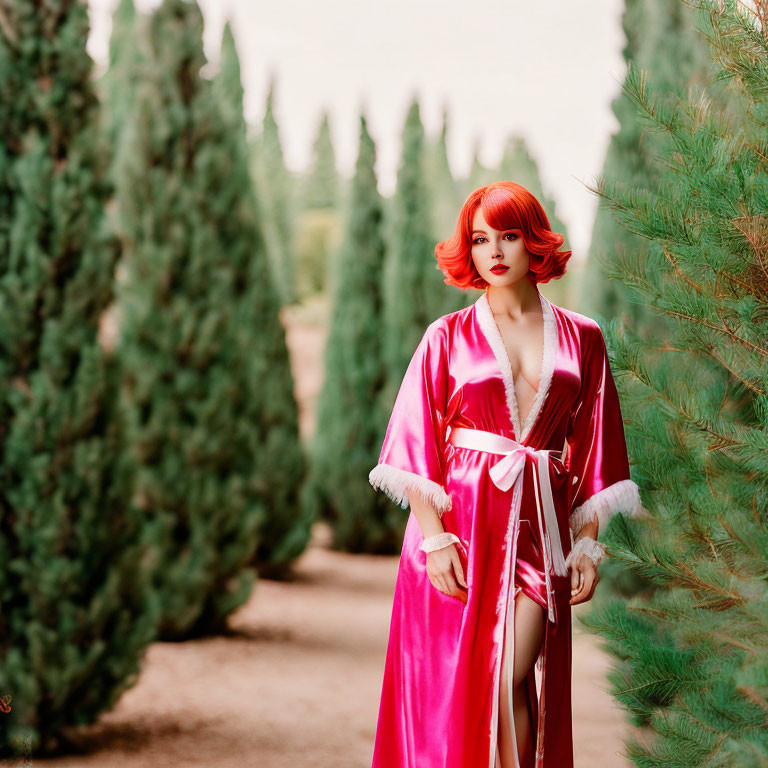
[444,341,582,441]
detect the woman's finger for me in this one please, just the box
[443,572,460,598]
[571,581,588,604]
[451,548,468,589]
[571,558,593,604]
[427,548,468,603]
[571,565,599,603]
[570,562,585,594]
[570,562,581,592]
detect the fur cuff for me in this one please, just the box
[569,479,642,535]
[368,463,452,516]
[565,536,606,569]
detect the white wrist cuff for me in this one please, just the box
[565,536,606,570]
[420,532,461,553]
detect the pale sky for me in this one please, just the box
[87,0,628,258]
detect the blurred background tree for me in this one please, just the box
[498,134,573,306]
[295,111,344,302]
[100,0,143,165]
[381,97,443,398]
[426,105,463,258]
[302,115,402,552]
[113,0,307,639]
[249,73,299,307]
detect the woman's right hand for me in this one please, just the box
[426,544,468,604]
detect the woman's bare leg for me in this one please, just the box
[497,589,545,768]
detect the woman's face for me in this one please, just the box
[469,207,530,287]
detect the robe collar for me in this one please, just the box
[473,288,558,443]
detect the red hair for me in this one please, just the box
[435,181,571,290]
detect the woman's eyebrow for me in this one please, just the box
[471,228,519,234]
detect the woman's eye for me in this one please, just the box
[472,234,516,245]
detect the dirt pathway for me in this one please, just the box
[34,521,632,768]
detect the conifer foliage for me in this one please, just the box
[582,2,768,764]
[305,115,397,552]
[0,1,157,755]
[101,0,143,156]
[214,23,311,581]
[303,111,339,211]
[583,0,717,328]
[295,110,343,300]
[497,135,572,306]
[426,107,461,253]
[249,75,296,306]
[115,1,307,638]
[426,107,473,316]
[382,98,442,391]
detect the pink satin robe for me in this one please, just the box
[368,288,642,768]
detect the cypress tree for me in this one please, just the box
[305,114,397,552]
[382,96,443,389]
[0,1,156,755]
[215,22,310,581]
[497,135,573,306]
[426,105,473,315]
[303,110,339,211]
[582,0,719,327]
[249,73,297,306]
[115,1,307,639]
[461,136,496,197]
[426,105,461,243]
[580,2,768,764]
[294,109,343,300]
[498,136,569,254]
[100,0,143,156]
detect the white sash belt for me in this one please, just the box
[447,426,568,581]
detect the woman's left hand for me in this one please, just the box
[568,555,599,605]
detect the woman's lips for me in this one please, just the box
[490,265,509,274]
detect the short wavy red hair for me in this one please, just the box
[435,181,571,289]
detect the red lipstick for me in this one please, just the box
[490,265,509,274]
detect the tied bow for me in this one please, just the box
[447,426,570,623]
[488,444,536,492]
[488,443,567,577]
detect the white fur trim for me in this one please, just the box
[474,290,557,442]
[569,479,642,534]
[420,532,461,553]
[368,463,452,516]
[564,536,606,570]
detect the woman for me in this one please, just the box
[368,181,642,768]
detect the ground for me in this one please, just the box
[34,520,632,768]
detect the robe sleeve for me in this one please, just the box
[368,319,452,517]
[565,321,642,536]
